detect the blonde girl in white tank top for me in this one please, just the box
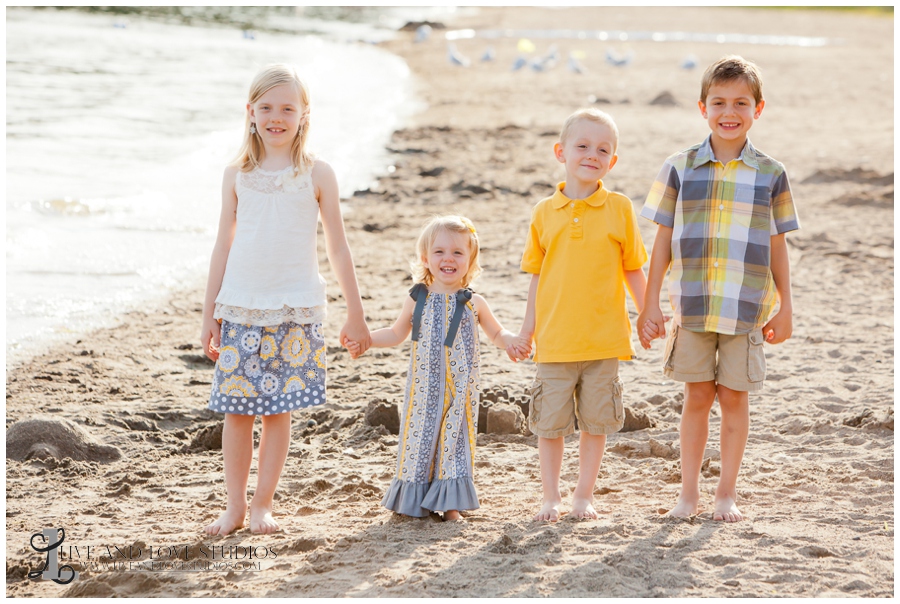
[200,64,371,536]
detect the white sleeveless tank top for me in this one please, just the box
[214,165,327,326]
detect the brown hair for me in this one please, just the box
[411,215,482,287]
[700,55,764,105]
[232,64,314,173]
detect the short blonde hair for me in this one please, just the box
[559,108,619,151]
[232,63,314,173]
[411,215,482,288]
[700,55,764,105]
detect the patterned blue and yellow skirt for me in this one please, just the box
[208,320,326,416]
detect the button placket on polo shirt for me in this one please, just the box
[570,200,585,239]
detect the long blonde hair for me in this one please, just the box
[411,215,482,288]
[232,64,314,173]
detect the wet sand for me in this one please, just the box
[5,7,893,597]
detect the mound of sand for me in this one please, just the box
[6,417,122,463]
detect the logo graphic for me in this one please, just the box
[28,528,79,584]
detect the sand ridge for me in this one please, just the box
[5,6,893,598]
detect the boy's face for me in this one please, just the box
[699,78,764,146]
[554,120,618,185]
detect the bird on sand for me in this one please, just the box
[447,42,471,67]
[567,50,586,74]
[414,24,432,43]
[605,48,634,67]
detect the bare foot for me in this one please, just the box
[249,505,280,534]
[443,510,462,522]
[713,497,743,522]
[205,506,246,536]
[665,497,699,519]
[533,500,562,522]
[571,497,598,520]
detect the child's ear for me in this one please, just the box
[553,142,566,163]
[247,102,255,120]
[753,98,765,119]
[698,99,707,119]
[608,154,619,171]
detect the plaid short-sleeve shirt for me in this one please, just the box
[640,137,800,335]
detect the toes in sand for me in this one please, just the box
[534,500,562,522]
[249,506,280,534]
[665,498,699,519]
[205,507,246,536]
[712,497,743,523]
[571,498,598,520]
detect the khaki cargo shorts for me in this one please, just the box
[528,359,624,438]
[663,325,766,392]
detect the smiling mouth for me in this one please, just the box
[440,267,457,274]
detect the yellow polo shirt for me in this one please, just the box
[521,181,648,363]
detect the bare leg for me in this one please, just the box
[571,432,607,519]
[443,510,462,522]
[205,414,254,535]
[249,411,292,534]
[534,436,564,521]
[713,385,749,522]
[668,381,716,518]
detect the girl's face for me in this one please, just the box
[248,83,306,151]
[424,229,472,292]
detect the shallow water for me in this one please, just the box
[6,8,422,364]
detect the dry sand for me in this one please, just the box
[5,6,893,598]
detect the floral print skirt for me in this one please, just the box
[208,319,326,416]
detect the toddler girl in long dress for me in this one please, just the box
[346,215,529,520]
[201,64,370,535]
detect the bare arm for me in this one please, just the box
[636,224,673,348]
[762,233,793,344]
[624,268,648,314]
[519,273,540,341]
[200,166,239,360]
[472,295,530,361]
[314,160,371,355]
[345,296,414,357]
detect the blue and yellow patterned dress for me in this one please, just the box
[381,286,481,516]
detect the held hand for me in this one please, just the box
[201,317,221,361]
[512,335,532,360]
[344,339,363,359]
[340,317,372,357]
[637,306,667,349]
[505,343,520,362]
[504,338,532,362]
[762,309,792,345]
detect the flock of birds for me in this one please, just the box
[413,25,698,74]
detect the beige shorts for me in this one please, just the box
[663,325,766,392]
[528,359,624,438]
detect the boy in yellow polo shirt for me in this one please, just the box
[518,108,648,522]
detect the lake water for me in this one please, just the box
[6,7,428,365]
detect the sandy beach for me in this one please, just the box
[5,7,893,597]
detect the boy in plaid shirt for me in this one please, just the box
[638,56,800,522]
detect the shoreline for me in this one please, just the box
[6,7,893,598]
